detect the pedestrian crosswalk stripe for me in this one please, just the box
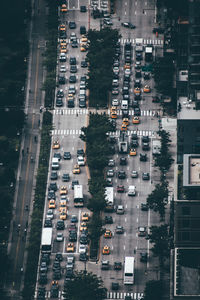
[53,109,89,115]
[118,38,163,45]
[108,109,157,117]
[106,292,143,299]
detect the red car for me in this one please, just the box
[117,185,125,193]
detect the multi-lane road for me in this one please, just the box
[7,0,164,299]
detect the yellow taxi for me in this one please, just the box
[51,280,58,287]
[102,245,110,255]
[124,63,131,69]
[130,148,137,156]
[60,186,68,195]
[80,45,87,52]
[66,243,75,253]
[52,140,60,149]
[59,200,67,212]
[59,24,66,31]
[61,4,67,12]
[111,111,117,119]
[121,123,127,131]
[49,199,56,209]
[81,212,90,222]
[132,116,140,124]
[73,164,81,174]
[122,118,129,126]
[60,39,67,47]
[81,36,88,43]
[60,46,67,53]
[104,229,112,238]
[143,85,151,93]
[60,211,67,220]
[134,87,141,95]
[80,222,87,232]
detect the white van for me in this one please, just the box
[128,185,136,196]
[51,158,60,170]
[121,100,128,110]
[80,89,86,96]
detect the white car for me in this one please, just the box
[56,232,64,242]
[79,244,87,254]
[46,209,54,220]
[77,156,85,166]
[60,65,66,72]
[116,205,124,214]
[125,69,131,75]
[112,99,119,106]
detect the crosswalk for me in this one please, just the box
[53,109,157,117]
[36,291,144,299]
[119,38,163,45]
[107,292,144,299]
[51,128,155,137]
[60,38,163,46]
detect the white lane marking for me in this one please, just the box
[125,217,127,222]
[124,245,126,250]
[124,232,126,237]
[125,11,127,15]
[136,218,138,223]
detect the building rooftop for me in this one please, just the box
[174,248,200,297]
[183,154,200,187]
[177,96,200,119]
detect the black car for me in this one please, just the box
[50,171,58,180]
[77,149,84,156]
[120,157,127,165]
[130,132,137,140]
[131,140,139,148]
[79,253,88,261]
[55,252,63,261]
[56,89,64,98]
[48,182,57,191]
[134,79,141,88]
[48,190,56,200]
[116,226,124,234]
[44,218,52,228]
[114,261,122,270]
[71,40,78,48]
[144,72,150,80]
[134,107,141,116]
[122,110,129,118]
[79,99,86,108]
[53,270,61,280]
[104,216,113,224]
[136,52,143,60]
[140,252,148,262]
[39,273,47,285]
[53,260,61,271]
[70,65,77,73]
[65,268,74,280]
[80,233,88,244]
[142,136,149,142]
[72,180,79,189]
[121,22,135,29]
[81,60,88,68]
[118,171,126,179]
[80,25,86,34]
[141,203,148,211]
[70,57,76,65]
[54,152,62,161]
[69,75,76,83]
[69,231,77,242]
[56,98,63,107]
[135,71,142,78]
[142,172,150,180]
[63,152,71,160]
[69,21,76,29]
[134,94,141,101]
[58,75,66,84]
[41,253,50,265]
[62,173,70,182]
[57,220,65,230]
[140,153,147,161]
[80,5,86,12]
[132,100,139,108]
[112,282,119,290]
[37,287,46,299]
[142,141,150,151]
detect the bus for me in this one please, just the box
[105,187,114,212]
[124,256,135,284]
[74,185,84,207]
[41,228,52,253]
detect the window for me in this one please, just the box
[182,219,190,228]
[182,206,191,215]
[182,232,190,241]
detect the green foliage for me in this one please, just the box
[147,224,170,264]
[143,280,163,300]
[22,112,52,300]
[86,28,120,107]
[146,181,168,219]
[155,130,174,173]
[63,271,107,300]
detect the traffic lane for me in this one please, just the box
[68,0,79,10]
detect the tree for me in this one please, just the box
[155,130,174,173]
[87,190,106,212]
[146,182,168,219]
[147,224,170,265]
[63,271,107,300]
[143,280,163,300]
